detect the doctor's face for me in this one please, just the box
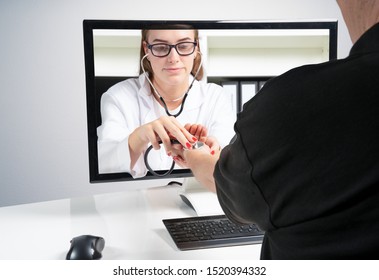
[143,29,198,88]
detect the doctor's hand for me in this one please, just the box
[184,123,208,143]
[172,136,221,168]
[128,116,197,168]
[183,124,220,154]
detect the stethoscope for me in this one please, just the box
[141,51,203,177]
[140,51,203,117]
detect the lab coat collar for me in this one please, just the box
[137,73,205,114]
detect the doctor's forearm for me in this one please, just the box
[128,129,147,169]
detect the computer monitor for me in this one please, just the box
[83,19,337,183]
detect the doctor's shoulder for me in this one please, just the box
[198,80,225,96]
[200,81,230,103]
[103,77,142,102]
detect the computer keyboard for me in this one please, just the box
[163,215,264,250]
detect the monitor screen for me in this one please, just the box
[83,19,337,183]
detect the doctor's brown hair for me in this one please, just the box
[139,25,204,81]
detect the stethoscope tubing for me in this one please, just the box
[140,52,203,117]
[141,51,203,177]
[144,140,177,177]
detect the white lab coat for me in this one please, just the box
[97,74,236,178]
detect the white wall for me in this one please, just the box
[0,0,350,207]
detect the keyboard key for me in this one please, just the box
[163,215,264,250]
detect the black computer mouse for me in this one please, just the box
[66,235,105,260]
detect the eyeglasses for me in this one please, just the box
[146,42,197,57]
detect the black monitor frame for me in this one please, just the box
[83,19,337,183]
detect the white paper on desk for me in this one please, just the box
[180,189,224,216]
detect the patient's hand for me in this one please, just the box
[181,144,219,193]
[172,136,220,168]
[183,124,220,154]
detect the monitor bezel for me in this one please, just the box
[83,19,338,183]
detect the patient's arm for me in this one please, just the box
[181,145,219,193]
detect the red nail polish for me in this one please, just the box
[210,150,215,155]
[186,142,192,149]
[167,152,172,157]
[192,137,197,141]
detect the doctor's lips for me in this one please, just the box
[164,67,184,73]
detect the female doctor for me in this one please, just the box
[97,27,235,178]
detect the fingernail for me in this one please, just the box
[173,156,179,161]
[186,142,192,149]
[167,152,172,157]
[192,137,197,142]
[210,150,215,155]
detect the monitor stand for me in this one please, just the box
[178,177,224,216]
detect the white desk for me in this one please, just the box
[0,185,261,260]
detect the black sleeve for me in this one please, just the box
[214,132,275,231]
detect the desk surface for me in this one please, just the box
[0,185,261,260]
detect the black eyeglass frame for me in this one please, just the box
[146,41,198,57]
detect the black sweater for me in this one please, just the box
[215,23,379,259]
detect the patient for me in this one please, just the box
[97,25,235,177]
[181,0,379,259]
